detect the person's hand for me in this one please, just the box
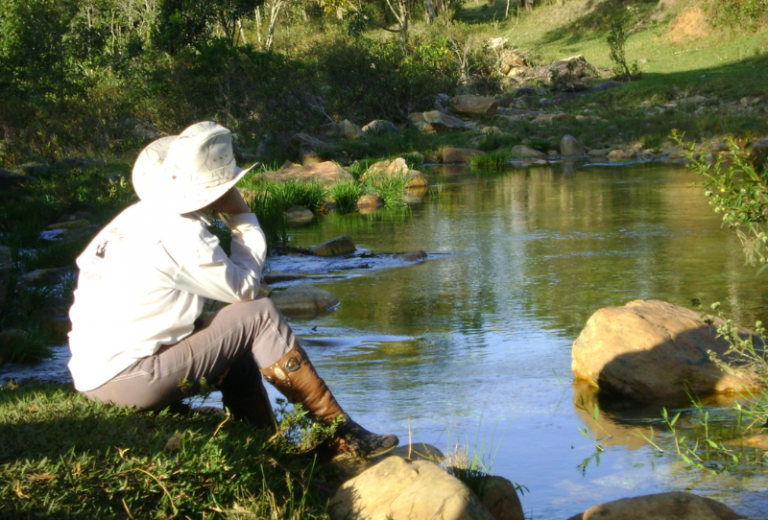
[208,187,250,216]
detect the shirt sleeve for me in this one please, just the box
[174,213,267,303]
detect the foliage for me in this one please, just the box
[678,131,768,267]
[606,21,639,81]
[706,0,768,29]
[0,380,336,519]
[310,34,459,123]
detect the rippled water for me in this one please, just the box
[3,160,767,518]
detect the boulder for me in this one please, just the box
[403,186,428,205]
[560,135,585,156]
[450,95,499,116]
[0,246,11,311]
[500,50,529,75]
[270,284,339,317]
[566,492,746,520]
[356,193,384,214]
[288,133,337,164]
[511,145,547,159]
[342,120,364,140]
[442,147,486,164]
[329,456,495,520]
[362,120,398,135]
[482,475,525,520]
[422,110,467,131]
[571,300,763,402]
[284,206,314,226]
[607,149,638,161]
[386,158,409,176]
[260,161,354,186]
[312,235,356,257]
[329,444,444,481]
[405,171,428,189]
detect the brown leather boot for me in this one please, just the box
[260,345,399,458]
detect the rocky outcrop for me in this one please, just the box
[572,300,763,402]
[259,161,354,185]
[329,456,496,520]
[566,492,746,520]
[311,235,356,257]
[450,95,499,116]
[270,284,339,317]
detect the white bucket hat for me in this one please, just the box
[132,121,257,214]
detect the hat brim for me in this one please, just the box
[132,136,258,214]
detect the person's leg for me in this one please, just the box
[86,297,398,456]
[85,299,291,416]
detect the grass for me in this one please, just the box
[0,381,337,520]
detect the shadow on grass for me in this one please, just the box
[0,381,331,519]
[539,0,660,46]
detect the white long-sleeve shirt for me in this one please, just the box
[68,202,267,391]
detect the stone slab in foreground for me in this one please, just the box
[329,456,495,520]
[571,300,762,403]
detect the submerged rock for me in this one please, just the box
[566,491,746,520]
[270,284,339,317]
[571,300,763,402]
[284,206,314,226]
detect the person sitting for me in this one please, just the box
[67,121,398,458]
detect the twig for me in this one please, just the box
[407,417,412,460]
[122,498,136,520]
[212,412,231,437]
[674,48,700,55]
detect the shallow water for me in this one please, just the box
[271,160,768,518]
[3,160,767,518]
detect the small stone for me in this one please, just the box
[270,284,340,317]
[394,250,427,262]
[311,235,356,257]
[356,194,384,214]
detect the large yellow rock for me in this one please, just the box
[571,300,762,403]
[449,95,499,116]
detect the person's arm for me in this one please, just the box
[174,188,267,303]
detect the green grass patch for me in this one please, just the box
[0,381,336,520]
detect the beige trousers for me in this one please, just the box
[84,298,296,411]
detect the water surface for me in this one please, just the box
[273,161,768,519]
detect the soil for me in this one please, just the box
[667,6,710,43]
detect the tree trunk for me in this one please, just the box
[425,0,436,24]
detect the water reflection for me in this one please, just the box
[282,161,766,518]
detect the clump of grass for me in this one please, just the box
[0,381,336,519]
[327,182,366,213]
[361,172,408,206]
[470,150,511,170]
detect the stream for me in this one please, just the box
[3,159,767,518]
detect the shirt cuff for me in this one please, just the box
[226,212,260,230]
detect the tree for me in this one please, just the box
[153,0,263,54]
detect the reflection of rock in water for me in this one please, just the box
[573,379,666,450]
[572,379,741,451]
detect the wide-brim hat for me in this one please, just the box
[132,121,257,214]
